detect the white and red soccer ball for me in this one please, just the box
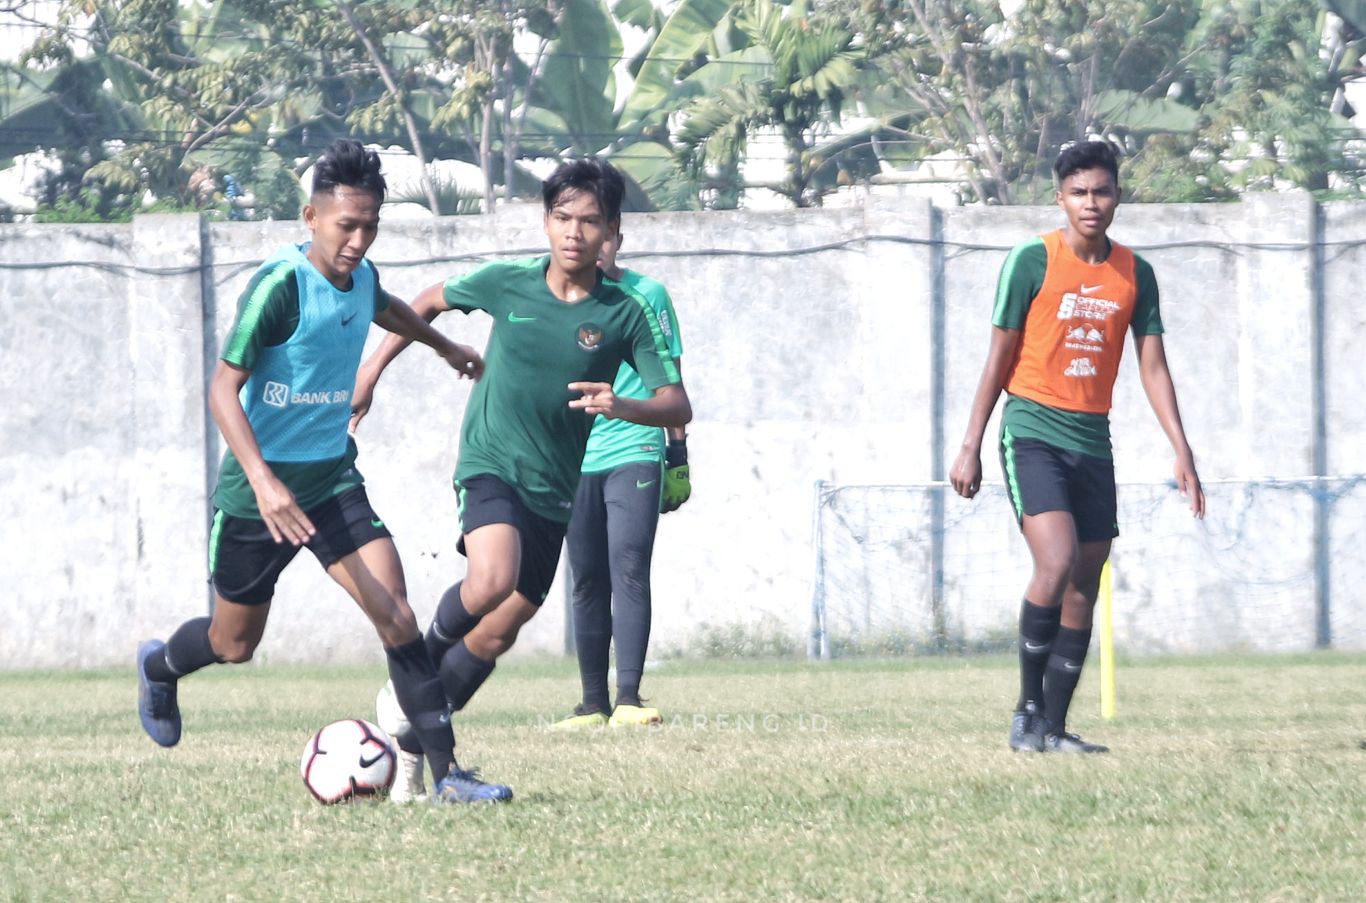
[299,718,396,804]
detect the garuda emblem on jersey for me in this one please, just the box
[576,323,604,352]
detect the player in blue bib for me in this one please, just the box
[134,140,504,804]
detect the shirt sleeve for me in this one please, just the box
[1130,254,1164,336]
[639,277,683,359]
[220,261,299,370]
[370,261,391,317]
[621,296,681,391]
[442,260,508,316]
[991,238,1048,330]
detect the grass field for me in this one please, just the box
[4,653,1366,902]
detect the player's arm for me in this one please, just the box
[568,380,691,427]
[351,282,451,430]
[950,240,1040,500]
[208,360,316,545]
[571,296,691,426]
[373,295,483,379]
[949,325,1021,499]
[657,362,691,513]
[1134,332,1205,518]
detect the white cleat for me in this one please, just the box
[389,748,428,804]
[376,680,428,803]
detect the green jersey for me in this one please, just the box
[443,257,681,523]
[580,269,684,474]
[992,236,1162,459]
[213,247,390,517]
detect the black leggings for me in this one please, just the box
[565,461,661,709]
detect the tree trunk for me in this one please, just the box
[335,1,441,215]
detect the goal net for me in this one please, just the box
[809,477,1366,658]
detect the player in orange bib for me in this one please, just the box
[950,140,1205,753]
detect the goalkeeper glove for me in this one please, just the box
[660,439,691,513]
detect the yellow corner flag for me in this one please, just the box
[1099,559,1116,719]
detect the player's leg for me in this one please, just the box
[1040,450,1118,753]
[313,488,459,794]
[1001,435,1074,751]
[1039,538,1110,752]
[427,590,534,804]
[604,461,662,726]
[431,521,520,707]
[559,469,613,727]
[423,477,521,666]
[442,504,564,710]
[137,511,292,747]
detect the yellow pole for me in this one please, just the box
[1098,559,1116,719]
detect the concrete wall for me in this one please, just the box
[2,192,1362,668]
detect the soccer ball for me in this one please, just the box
[299,719,396,804]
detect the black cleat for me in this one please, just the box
[1008,702,1044,752]
[1042,730,1109,754]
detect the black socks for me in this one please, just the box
[144,616,221,682]
[385,637,455,782]
[439,640,496,713]
[1016,600,1060,712]
[1042,625,1093,736]
[425,581,482,665]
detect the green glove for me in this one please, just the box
[661,440,691,513]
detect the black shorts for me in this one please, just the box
[454,474,568,606]
[209,485,392,605]
[1000,435,1119,542]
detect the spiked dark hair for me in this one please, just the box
[1054,140,1121,188]
[311,139,386,201]
[541,157,624,224]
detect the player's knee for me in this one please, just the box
[1062,584,1098,614]
[462,573,516,615]
[370,599,419,646]
[613,578,651,608]
[1034,549,1077,586]
[213,637,259,664]
[612,547,652,579]
[469,628,518,659]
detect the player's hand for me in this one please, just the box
[252,473,316,546]
[440,342,484,381]
[661,440,691,513]
[349,372,375,433]
[1174,451,1205,519]
[949,447,983,499]
[568,381,620,418]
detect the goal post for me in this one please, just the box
[809,476,1366,662]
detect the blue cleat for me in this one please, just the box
[433,768,513,804]
[137,639,182,747]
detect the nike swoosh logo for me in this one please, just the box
[636,480,657,489]
[508,312,537,323]
[341,311,359,326]
[1023,641,1049,653]
[1063,661,1082,672]
[359,751,387,768]
[371,518,385,529]
[1079,284,1103,295]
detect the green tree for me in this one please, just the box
[674,0,867,208]
[838,0,1363,203]
[15,0,564,218]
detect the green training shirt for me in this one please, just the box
[443,256,682,523]
[580,269,684,474]
[991,237,1162,459]
[213,248,390,517]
